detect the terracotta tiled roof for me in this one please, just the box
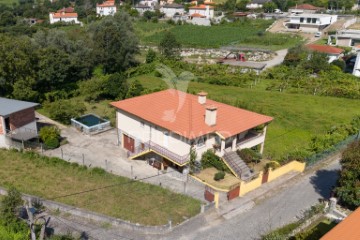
[306,44,344,54]
[97,0,115,7]
[57,7,75,13]
[321,207,360,240]
[111,89,273,139]
[51,12,78,18]
[289,4,323,10]
[189,4,214,9]
[191,13,206,18]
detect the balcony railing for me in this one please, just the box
[127,141,189,166]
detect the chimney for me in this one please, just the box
[197,91,207,104]
[205,105,217,126]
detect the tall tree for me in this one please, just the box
[335,141,360,209]
[158,31,181,60]
[89,11,139,73]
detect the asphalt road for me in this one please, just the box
[162,159,341,240]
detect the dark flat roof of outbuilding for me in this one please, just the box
[0,97,39,117]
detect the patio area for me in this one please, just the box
[193,168,241,191]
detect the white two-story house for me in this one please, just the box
[49,7,80,24]
[188,4,214,19]
[0,98,39,148]
[96,0,117,16]
[111,89,273,180]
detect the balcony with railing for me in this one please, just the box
[127,141,189,166]
[236,130,265,149]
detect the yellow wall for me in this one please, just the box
[267,161,306,183]
[239,172,263,197]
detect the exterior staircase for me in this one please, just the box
[222,151,253,181]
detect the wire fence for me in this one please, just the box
[305,133,359,168]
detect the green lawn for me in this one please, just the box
[0,149,201,225]
[294,218,337,239]
[134,21,302,50]
[129,75,360,160]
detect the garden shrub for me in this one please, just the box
[39,126,60,143]
[201,150,231,173]
[264,161,280,171]
[44,137,60,149]
[237,148,262,164]
[214,171,225,181]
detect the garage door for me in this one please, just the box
[123,134,135,153]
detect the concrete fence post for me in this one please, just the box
[214,192,219,209]
[82,154,85,166]
[200,204,205,213]
[61,148,63,159]
[131,165,133,179]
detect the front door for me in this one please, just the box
[123,134,135,153]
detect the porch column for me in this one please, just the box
[220,140,225,156]
[232,137,237,151]
[259,125,268,154]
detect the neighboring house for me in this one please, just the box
[321,207,360,240]
[189,4,214,19]
[305,44,344,63]
[329,29,360,47]
[135,4,153,14]
[160,3,185,18]
[285,13,337,32]
[288,4,325,14]
[111,89,273,180]
[49,8,80,24]
[246,0,272,9]
[188,13,211,26]
[96,0,117,16]
[139,0,157,7]
[0,98,39,148]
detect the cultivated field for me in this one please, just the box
[0,150,201,225]
[134,21,303,50]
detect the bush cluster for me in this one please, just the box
[39,126,61,149]
[214,171,225,181]
[201,150,231,173]
[237,148,262,164]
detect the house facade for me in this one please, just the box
[49,8,80,24]
[189,4,214,19]
[0,98,39,148]
[330,29,360,47]
[96,0,117,16]
[285,13,337,32]
[111,90,273,180]
[160,3,185,18]
[135,4,153,14]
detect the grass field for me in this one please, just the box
[134,21,302,50]
[129,75,360,160]
[0,149,201,225]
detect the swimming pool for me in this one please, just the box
[71,114,111,134]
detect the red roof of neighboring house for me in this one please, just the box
[189,4,214,9]
[57,7,75,13]
[111,89,273,139]
[289,4,323,10]
[191,13,206,18]
[321,207,360,240]
[97,0,115,7]
[51,12,78,18]
[306,44,344,55]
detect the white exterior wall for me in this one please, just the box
[352,52,360,77]
[0,135,6,149]
[49,14,79,24]
[246,3,262,9]
[161,7,185,18]
[136,7,152,14]
[289,15,337,26]
[116,110,191,156]
[96,6,117,16]
[237,134,265,149]
[189,8,214,19]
